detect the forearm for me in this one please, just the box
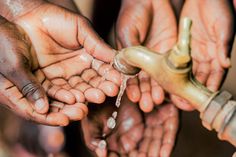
[0,0,44,21]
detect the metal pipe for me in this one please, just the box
[113,18,236,147]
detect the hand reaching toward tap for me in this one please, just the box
[116,0,177,112]
[181,0,234,91]
[81,95,179,157]
[0,0,121,125]
[171,0,235,111]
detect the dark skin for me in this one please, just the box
[0,17,67,125]
[81,95,179,157]
[0,0,121,125]
[116,0,235,111]
[171,0,235,109]
[116,0,177,112]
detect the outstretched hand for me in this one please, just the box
[0,1,122,125]
[81,95,179,157]
[171,0,235,110]
[0,17,69,126]
[116,0,177,112]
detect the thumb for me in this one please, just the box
[215,14,234,68]
[217,43,231,68]
[5,67,49,114]
[77,17,116,63]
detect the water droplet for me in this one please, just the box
[98,140,107,149]
[107,117,116,129]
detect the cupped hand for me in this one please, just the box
[81,94,179,157]
[130,103,179,157]
[0,17,69,126]
[81,95,144,157]
[172,0,235,111]
[116,0,177,112]
[12,2,121,120]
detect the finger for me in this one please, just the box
[70,89,85,103]
[77,16,116,62]
[160,115,179,157]
[97,63,121,86]
[3,67,49,114]
[148,140,161,157]
[129,150,139,157]
[116,2,151,48]
[126,78,141,103]
[215,11,234,68]
[74,81,106,104]
[95,140,108,157]
[117,28,141,47]
[116,38,123,50]
[139,92,154,113]
[81,68,119,97]
[84,88,106,104]
[0,74,69,126]
[116,18,141,47]
[139,72,154,112]
[41,79,75,104]
[195,62,210,84]
[152,125,164,140]
[0,74,34,116]
[151,79,164,105]
[0,75,69,126]
[109,152,119,157]
[98,80,119,97]
[137,153,147,157]
[52,101,88,121]
[119,123,144,153]
[35,70,76,105]
[206,60,225,92]
[217,43,231,68]
[81,69,98,83]
[120,134,137,153]
[139,137,151,154]
[127,123,144,143]
[68,76,83,87]
[170,95,195,111]
[32,111,69,126]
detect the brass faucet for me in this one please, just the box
[113,18,236,147]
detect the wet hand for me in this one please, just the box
[172,0,235,111]
[81,95,179,157]
[130,103,179,157]
[11,2,121,120]
[0,17,69,126]
[81,95,144,157]
[116,0,177,112]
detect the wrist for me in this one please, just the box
[0,0,45,21]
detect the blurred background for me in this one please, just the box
[0,0,235,157]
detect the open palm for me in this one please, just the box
[13,2,121,122]
[116,0,177,112]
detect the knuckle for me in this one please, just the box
[21,82,41,98]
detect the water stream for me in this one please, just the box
[107,74,130,129]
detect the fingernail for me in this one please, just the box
[35,98,45,111]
